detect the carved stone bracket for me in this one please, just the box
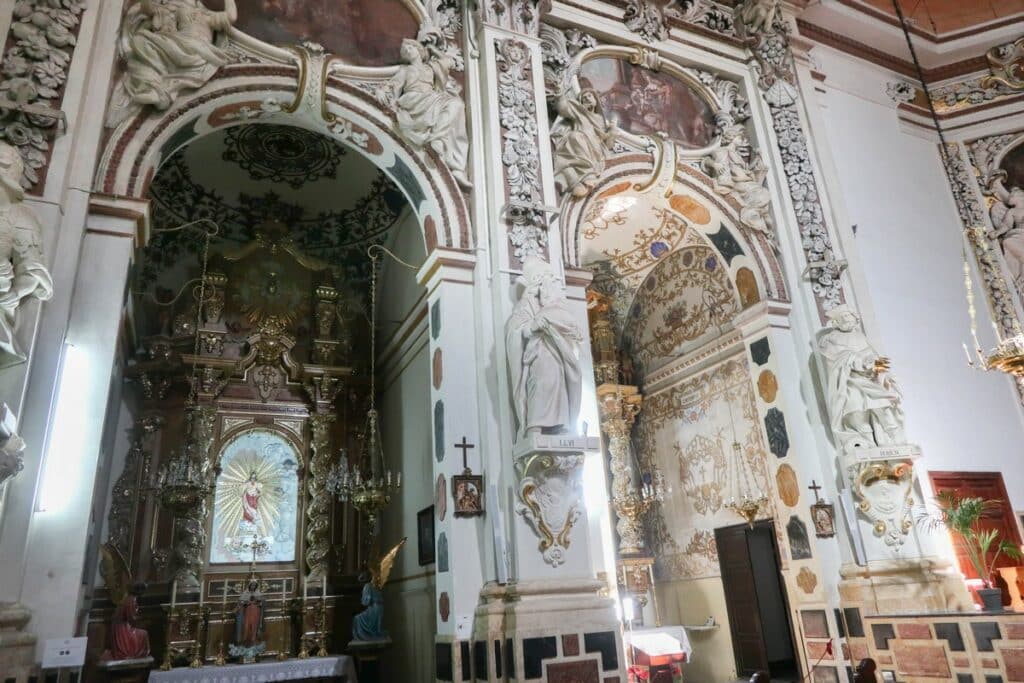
[478,0,552,35]
[515,450,587,567]
[840,445,920,550]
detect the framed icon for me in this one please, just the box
[452,473,484,517]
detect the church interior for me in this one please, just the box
[2,1,1024,683]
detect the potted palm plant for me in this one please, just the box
[919,491,1022,612]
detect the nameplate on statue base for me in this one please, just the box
[514,433,600,459]
[841,443,921,468]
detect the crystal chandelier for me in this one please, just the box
[892,1,1024,377]
[326,247,401,533]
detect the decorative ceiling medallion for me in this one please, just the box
[222,124,346,189]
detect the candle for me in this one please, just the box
[397,472,402,487]
[199,579,204,607]
[222,581,228,609]
[282,580,287,608]
[303,580,308,601]
[170,579,177,610]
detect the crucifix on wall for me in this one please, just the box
[808,480,836,539]
[452,436,483,518]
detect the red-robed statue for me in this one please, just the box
[110,583,150,660]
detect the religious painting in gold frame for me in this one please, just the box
[452,473,484,518]
[811,501,836,539]
[209,428,301,564]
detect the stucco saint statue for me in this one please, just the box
[387,39,471,189]
[989,183,1024,297]
[702,122,774,244]
[107,0,238,128]
[737,0,781,35]
[817,305,906,452]
[551,89,617,198]
[0,143,53,369]
[506,257,583,443]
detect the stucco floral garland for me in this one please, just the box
[0,0,86,191]
[495,38,547,261]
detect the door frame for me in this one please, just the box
[716,519,802,679]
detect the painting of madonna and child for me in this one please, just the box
[579,57,717,150]
[210,429,300,565]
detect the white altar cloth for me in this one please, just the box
[148,655,357,683]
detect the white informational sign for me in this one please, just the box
[42,637,87,669]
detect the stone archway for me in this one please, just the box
[95,59,473,256]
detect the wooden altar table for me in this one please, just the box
[147,656,357,683]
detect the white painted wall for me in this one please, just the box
[809,46,1024,507]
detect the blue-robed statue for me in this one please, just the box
[351,537,406,643]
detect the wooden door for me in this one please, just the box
[929,472,1022,600]
[716,524,769,675]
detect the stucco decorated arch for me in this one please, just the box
[562,146,789,310]
[94,61,473,254]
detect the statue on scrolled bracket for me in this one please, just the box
[386,38,472,189]
[506,257,583,443]
[106,0,238,128]
[551,89,617,198]
[0,143,53,369]
[736,0,782,36]
[817,305,906,453]
[702,121,774,244]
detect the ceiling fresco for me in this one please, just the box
[206,0,420,66]
[142,124,407,297]
[578,58,717,150]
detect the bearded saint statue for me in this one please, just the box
[0,142,53,368]
[506,257,583,443]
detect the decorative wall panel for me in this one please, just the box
[636,355,773,579]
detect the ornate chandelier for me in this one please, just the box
[326,247,400,533]
[892,0,1024,377]
[723,398,767,527]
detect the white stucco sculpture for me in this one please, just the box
[551,89,617,198]
[506,257,583,443]
[0,143,54,369]
[817,305,906,453]
[737,0,781,35]
[107,0,238,128]
[388,39,472,189]
[989,183,1024,297]
[702,122,774,243]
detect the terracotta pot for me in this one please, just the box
[978,587,1004,612]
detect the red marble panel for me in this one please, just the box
[1003,646,1024,682]
[1007,624,1024,640]
[807,641,834,661]
[547,659,600,683]
[851,642,869,662]
[983,658,999,669]
[893,642,951,678]
[878,655,893,665]
[952,657,970,668]
[563,634,580,657]
[897,623,933,640]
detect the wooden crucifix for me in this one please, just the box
[807,480,822,503]
[454,436,475,473]
[452,436,483,517]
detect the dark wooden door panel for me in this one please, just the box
[717,524,769,675]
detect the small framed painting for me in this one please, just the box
[452,473,484,517]
[417,506,435,566]
[811,501,836,539]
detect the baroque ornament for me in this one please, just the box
[516,452,585,567]
[0,432,26,488]
[496,39,547,260]
[664,0,736,37]
[623,0,669,43]
[983,36,1024,91]
[0,143,54,368]
[478,0,552,35]
[931,74,1018,113]
[221,125,346,189]
[106,0,238,128]
[702,123,774,245]
[305,413,335,579]
[1,0,86,191]
[551,89,617,199]
[741,6,843,310]
[968,135,1024,312]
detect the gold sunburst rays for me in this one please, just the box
[214,438,295,559]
